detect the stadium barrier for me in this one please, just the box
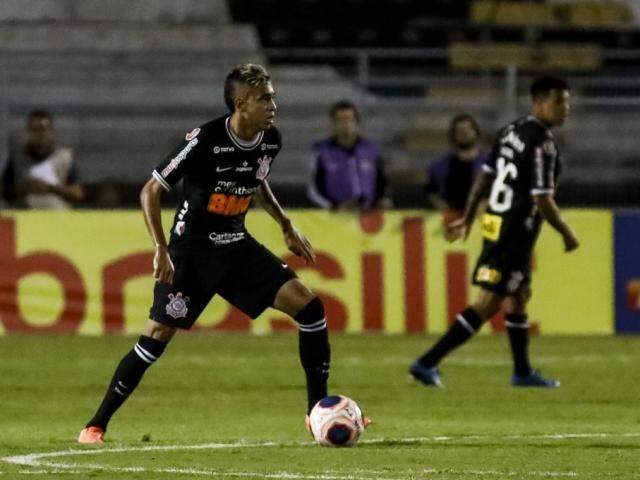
[0,209,629,335]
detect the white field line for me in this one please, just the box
[3,433,639,478]
[11,463,582,479]
[18,462,401,480]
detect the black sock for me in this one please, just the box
[295,297,330,413]
[505,313,531,377]
[87,335,167,430]
[418,307,483,368]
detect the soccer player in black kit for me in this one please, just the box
[410,77,579,388]
[79,64,332,443]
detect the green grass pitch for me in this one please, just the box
[0,334,639,479]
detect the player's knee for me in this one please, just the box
[145,319,177,343]
[507,287,531,313]
[519,286,532,304]
[273,279,316,316]
[294,297,326,329]
[291,280,315,305]
[472,290,504,320]
[471,301,500,321]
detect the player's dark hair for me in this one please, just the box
[224,64,271,112]
[330,100,359,122]
[530,76,569,100]
[27,109,53,123]
[447,113,481,145]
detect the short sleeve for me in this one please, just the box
[531,139,557,196]
[152,128,203,191]
[481,139,500,175]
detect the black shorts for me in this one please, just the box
[150,237,297,329]
[471,240,532,295]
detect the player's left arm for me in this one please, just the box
[531,139,578,252]
[257,180,316,264]
[533,194,579,252]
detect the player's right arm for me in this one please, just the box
[445,136,500,242]
[140,178,174,283]
[141,127,203,283]
[534,194,579,252]
[445,170,493,242]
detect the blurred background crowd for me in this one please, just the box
[0,0,639,210]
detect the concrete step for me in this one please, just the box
[0,0,230,23]
[0,23,257,52]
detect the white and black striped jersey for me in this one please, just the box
[152,115,282,248]
[481,116,561,250]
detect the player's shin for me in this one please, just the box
[505,313,532,377]
[86,335,167,430]
[417,307,483,367]
[295,297,330,413]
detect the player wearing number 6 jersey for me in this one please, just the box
[410,77,579,388]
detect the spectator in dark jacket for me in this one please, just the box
[425,114,487,224]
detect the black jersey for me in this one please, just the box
[480,116,561,252]
[152,115,282,248]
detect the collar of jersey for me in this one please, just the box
[225,117,264,151]
[526,115,553,135]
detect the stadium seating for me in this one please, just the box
[1,0,639,206]
[470,1,633,28]
[0,0,230,23]
[0,0,264,184]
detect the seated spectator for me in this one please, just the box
[2,110,84,209]
[425,114,488,222]
[308,101,392,211]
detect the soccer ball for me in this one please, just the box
[308,395,366,447]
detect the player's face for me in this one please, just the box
[540,89,571,126]
[241,82,277,130]
[331,108,358,141]
[25,116,54,157]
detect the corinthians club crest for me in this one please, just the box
[166,292,189,319]
[256,155,273,181]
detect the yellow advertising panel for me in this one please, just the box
[0,209,612,335]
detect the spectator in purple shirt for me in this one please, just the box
[425,114,488,225]
[308,101,392,211]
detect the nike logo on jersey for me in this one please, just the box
[216,166,233,173]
